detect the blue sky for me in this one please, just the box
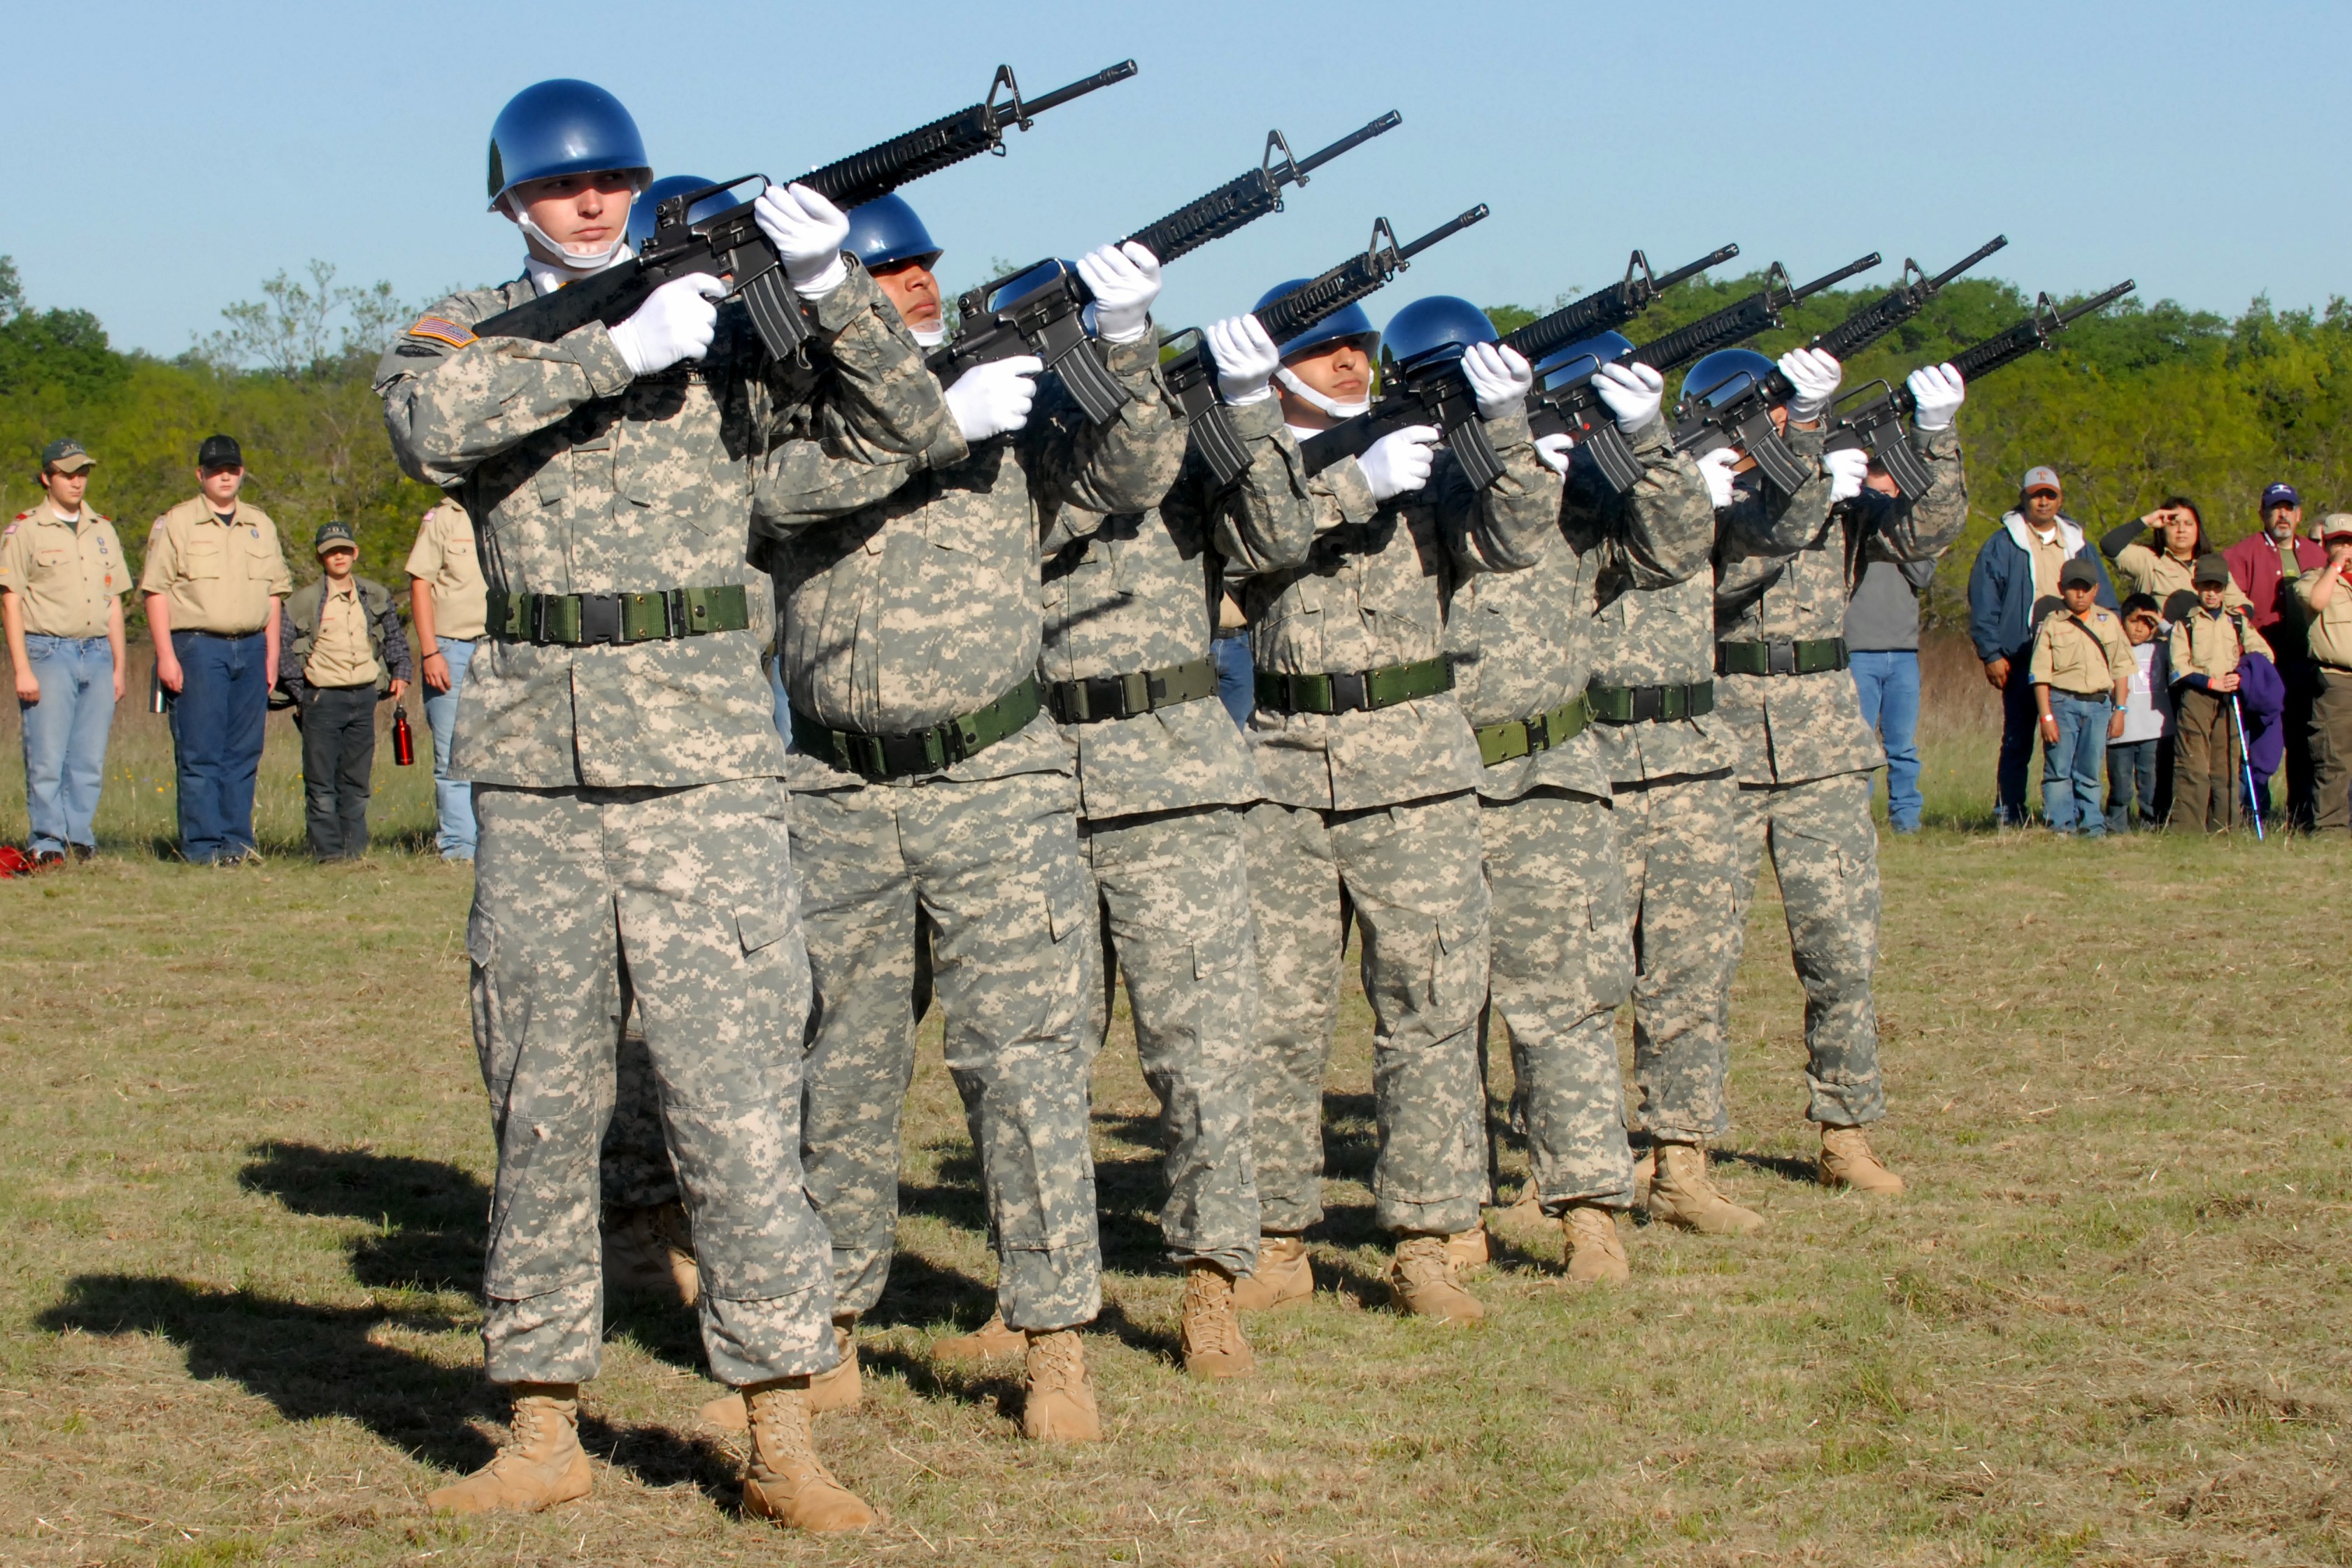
[8,0,2344,355]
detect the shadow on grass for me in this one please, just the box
[239,1141,487,1297]
[1715,1146,1820,1186]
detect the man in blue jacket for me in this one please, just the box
[1967,466,2116,825]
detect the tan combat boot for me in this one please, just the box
[1231,1235,1312,1312]
[1644,1143,1765,1236]
[1178,1262,1254,1380]
[932,1309,1026,1364]
[703,1320,860,1431]
[740,1381,873,1532]
[1447,1225,1492,1271]
[1387,1234,1485,1324]
[1561,1204,1630,1286]
[426,1383,592,1513]
[1020,1329,1102,1443]
[1819,1126,1906,1195]
[602,1201,699,1306]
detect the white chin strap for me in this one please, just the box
[508,192,636,279]
[1276,364,1369,420]
[910,324,948,348]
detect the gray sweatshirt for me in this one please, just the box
[1844,556,1939,652]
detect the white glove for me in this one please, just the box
[943,355,1043,443]
[1594,360,1665,430]
[1907,362,1966,431]
[1778,346,1843,425]
[1357,425,1439,503]
[1823,446,1869,504]
[1206,313,1281,406]
[1076,241,1163,344]
[1461,341,1533,420]
[755,183,853,298]
[1696,446,1741,509]
[1534,432,1576,476]
[607,273,726,377]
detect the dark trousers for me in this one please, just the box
[1995,657,2040,825]
[2281,657,2319,829]
[168,629,269,863]
[2311,669,2352,832]
[299,684,377,859]
[2105,739,2158,833]
[2169,687,2244,833]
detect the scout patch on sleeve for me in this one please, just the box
[407,315,479,349]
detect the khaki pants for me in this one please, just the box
[2169,687,2244,833]
[2310,669,2352,832]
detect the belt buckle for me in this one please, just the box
[1769,641,1797,676]
[1119,670,1151,717]
[1328,671,1368,712]
[1630,686,1661,723]
[576,593,620,646]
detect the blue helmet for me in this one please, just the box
[1680,348,1777,412]
[486,79,650,210]
[627,175,732,252]
[1533,331,1633,392]
[843,193,943,272]
[1381,295,1498,374]
[1253,279,1378,363]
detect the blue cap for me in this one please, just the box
[842,193,943,273]
[486,79,650,210]
[2263,482,2300,511]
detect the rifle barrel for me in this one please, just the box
[1397,205,1489,261]
[2058,280,2137,323]
[1006,59,1139,122]
[1292,111,1403,178]
[1790,252,1882,300]
[1653,242,1741,293]
[1925,234,2007,291]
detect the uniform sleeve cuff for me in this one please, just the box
[805,256,881,337]
[1224,394,1287,441]
[569,322,636,399]
[1477,405,1536,450]
[1325,456,1379,524]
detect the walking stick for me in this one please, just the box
[2230,692,2265,840]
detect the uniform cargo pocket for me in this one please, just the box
[735,904,792,956]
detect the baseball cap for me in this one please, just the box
[313,520,357,555]
[2324,513,2352,548]
[2262,482,2300,511]
[2059,557,2100,590]
[2020,465,2062,495]
[197,434,243,470]
[40,438,94,474]
[2192,555,2231,587]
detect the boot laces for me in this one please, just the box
[1394,1235,1451,1287]
[749,1388,816,1468]
[1028,1331,1084,1390]
[1183,1269,1239,1353]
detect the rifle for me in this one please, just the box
[927,112,1404,425]
[1673,234,2007,493]
[469,60,1138,359]
[1823,279,2137,497]
[1169,204,1490,484]
[1524,252,1883,494]
[1297,239,1741,490]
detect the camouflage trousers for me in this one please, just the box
[795,770,1102,1332]
[468,780,835,1388]
[1478,788,1636,1210]
[1079,805,1260,1278]
[1727,772,1886,1127]
[1244,792,1491,1238]
[599,1015,677,1211]
[1613,771,1742,1144]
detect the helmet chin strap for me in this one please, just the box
[1276,364,1369,421]
[909,324,948,348]
[508,192,636,280]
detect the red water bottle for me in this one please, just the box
[392,705,415,767]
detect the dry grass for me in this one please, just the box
[0,655,2345,1566]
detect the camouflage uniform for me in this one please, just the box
[1238,408,1553,1239]
[755,333,1183,1332]
[1711,425,1967,1128]
[1042,395,1315,1276]
[375,259,950,1387]
[1447,415,1713,1209]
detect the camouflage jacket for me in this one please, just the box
[1712,424,1966,785]
[752,332,1183,793]
[1448,414,1715,804]
[1233,406,1555,813]
[374,259,948,789]
[1039,394,1314,820]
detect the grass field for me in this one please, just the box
[0,641,2345,1566]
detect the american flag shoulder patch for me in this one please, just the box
[408,315,479,349]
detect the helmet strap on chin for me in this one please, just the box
[506,191,636,278]
[1276,365,1369,420]
[909,324,948,348]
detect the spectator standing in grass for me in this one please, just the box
[2224,482,2325,827]
[2105,594,2169,833]
[140,434,292,865]
[1967,466,2116,827]
[2029,557,2133,837]
[1844,470,1938,834]
[278,522,411,860]
[2168,555,2271,832]
[0,440,127,866]
[405,498,485,860]
[2293,518,2352,831]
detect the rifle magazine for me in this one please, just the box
[740,268,811,359]
[1053,338,1132,425]
[1870,425,1934,499]
[1191,406,1254,487]
[1453,420,1506,492]
[1587,425,1643,494]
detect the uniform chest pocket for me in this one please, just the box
[184,535,225,579]
[34,547,68,569]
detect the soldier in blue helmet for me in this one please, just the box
[376,77,958,1532]
[1230,295,1559,1324]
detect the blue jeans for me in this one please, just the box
[2106,737,2158,834]
[422,636,478,860]
[167,629,268,863]
[2041,690,2113,836]
[19,634,115,853]
[1849,650,1921,832]
[1212,633,1253,728]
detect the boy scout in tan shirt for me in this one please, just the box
[2167,554,2271,832]
[2293,522,2352,829]
[2029,558,2134,836]
[1,439,129,862]
[404,499,487,858]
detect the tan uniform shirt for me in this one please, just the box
[402,499,487,642]
[2169,608,2272,682]
[0,507,127,638]
[304,578,381,688]
[2293,573,2352,668]
[2026,525,2069,604]
[2029,604,2133,694]
[139,497,292,634]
